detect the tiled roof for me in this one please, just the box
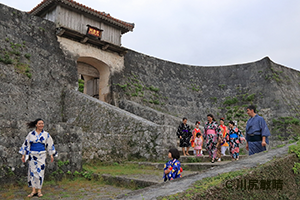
[30,0,134,33]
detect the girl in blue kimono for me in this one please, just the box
[19,118,57,198]
[163,148,182,181]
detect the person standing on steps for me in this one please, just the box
[219,118,229,156]
[19,118,57,198]
[190,121,202,155]
[226,121,245,161]
[245,105,271,155]
[177,117,192,156]
[204,114,221,163]
[194,132,203,156]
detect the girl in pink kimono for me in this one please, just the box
[194,132,203,156]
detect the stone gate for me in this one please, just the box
[30,0,134,103]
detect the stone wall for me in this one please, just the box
[111,50,300,134]
[63,90,177,162]
[118,99,195,127]
[0,4,81,184]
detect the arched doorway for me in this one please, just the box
[77,57,111,102]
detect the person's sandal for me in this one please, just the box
[38,192,43,197]
[27,192,37,197]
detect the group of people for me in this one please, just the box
[175,105,271,163]
[19,106,271,190]
[163,105,271,182]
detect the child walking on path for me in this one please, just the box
[194,132,203,156]
[163,148,182,181]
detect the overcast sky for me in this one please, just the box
[1,0,300,71]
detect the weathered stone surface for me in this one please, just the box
[0,4,80,184]
[111,50,300,135]
[118,99,196,127]
[63,90,177,162]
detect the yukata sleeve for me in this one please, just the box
[176,124,182,138]
[238,129,245,143]
[203,124,207,140]
[191,130,195,141]
[19,132,31,156]
[163,161,170,180]
[46,133,57,156]
[225,131,230,142]
[19,132,32,162]
[260,118,271,144]
[188,125,192,140]
[216,126,222,137]
[170,161,181,180]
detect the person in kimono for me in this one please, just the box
[219,118,229,156]
[190,121,202,155]
[19,118,57,198]
[204,114,221,163]
[194,132,203,156]
[226,121,245,160]
[245,105,271,155]
[163,148,182,181]
[177,118,192,156]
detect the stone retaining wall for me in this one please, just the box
[63,90,177,162]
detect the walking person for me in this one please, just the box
[219,118,229,156]
[177,118,192,156]
[226,121,245,161]
[245,105,271,155]
[204,114,221,163]
[19,118,57,198]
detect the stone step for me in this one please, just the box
[134,161,232,172]
[179,155,248,163]
[181,161,231,171]
[178,148,208,155]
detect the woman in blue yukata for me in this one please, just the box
[163,148,183,181]
[19,118,57,198]
[226,121,245,161]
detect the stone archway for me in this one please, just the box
[77,57,110,102]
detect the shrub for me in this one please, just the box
[223,97,238,105]
[78,79,84,93]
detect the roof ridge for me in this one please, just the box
[29,0,134,31]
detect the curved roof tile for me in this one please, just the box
[30,0,135,32]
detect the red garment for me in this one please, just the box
[191,128,202,148]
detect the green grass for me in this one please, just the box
[83,162,161,176]
[0,162,162,199]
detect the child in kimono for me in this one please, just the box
[194,132,203,156]
[163,148,183,181]
[191,121,201,155]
